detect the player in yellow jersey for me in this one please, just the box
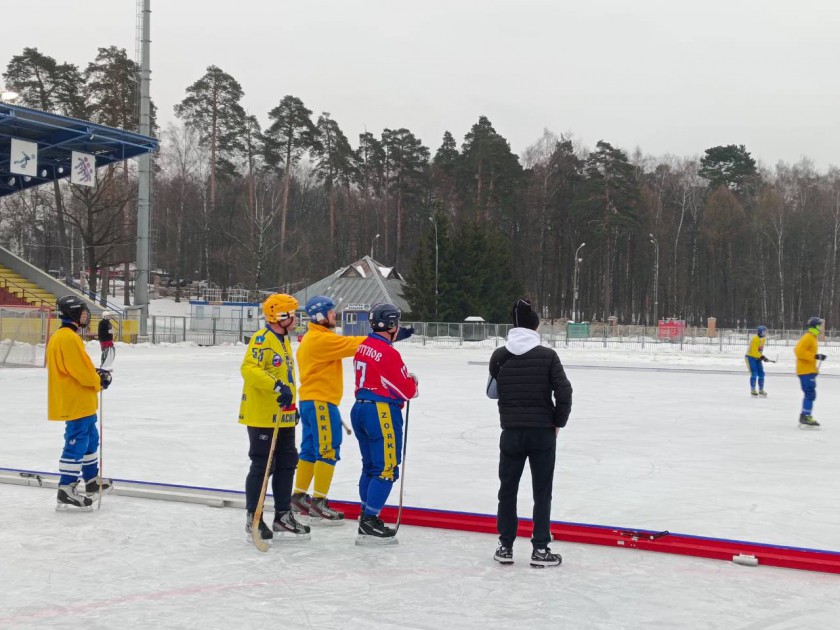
[794,317,826,428]
[744,325,769,397]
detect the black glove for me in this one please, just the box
[295,409,301,425]
[395,326,415,342]
[96,369,112,390]
[760,356,769,363]
[274,380,293,408]
[816,354,827,361]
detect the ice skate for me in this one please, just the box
[272,510,312,541]
[355,513,398,546]
[308,497,345,526]
[290,492,312,516]
[84,477,113,497]
[758,390,768,398]
[798,414,820,429]
[246,512,273,544]
[493,543,514,565]
[530,546,562,568]
[56,482,93,512]
[750,389,758,398]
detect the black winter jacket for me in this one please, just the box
[489,341,572,429]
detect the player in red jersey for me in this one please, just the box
[350,303,418,543]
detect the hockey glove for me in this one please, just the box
[274,380,293,408]
[396,326,415,342]
[816,354,827,361]
[96,369,112,390]
[760,355,770,362]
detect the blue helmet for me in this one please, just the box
[305,295,335,323]
[757,325,767,337]
[807,316,824,330]
[369,303,401,332]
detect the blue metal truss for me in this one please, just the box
[0,103,158,197]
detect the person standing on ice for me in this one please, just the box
[291,295,366,525]
[47,296,113,511]
[97,310,115,368]
[239,293,310,542]
[487,298,572,568]
[350,303,418,544]
[794,316,826,429]
[744,325,770,397]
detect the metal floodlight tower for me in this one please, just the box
[135,0,152,334]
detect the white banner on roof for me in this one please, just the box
[71,151,96,187]
[10,138,37,176]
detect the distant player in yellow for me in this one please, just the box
[794,317,826,429]
[744,325,769,397]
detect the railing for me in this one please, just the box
[63,277,126,316]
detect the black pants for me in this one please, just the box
[245,426,298,514]
[497,427,556,548]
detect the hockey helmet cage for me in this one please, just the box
[263,294,299,323]
[369,303,401,332]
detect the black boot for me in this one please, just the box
[246,512,273,540]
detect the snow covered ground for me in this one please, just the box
[1,334,839,628]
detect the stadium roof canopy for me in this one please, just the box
[0,102,158,198]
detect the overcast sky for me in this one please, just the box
[3,0,839,170]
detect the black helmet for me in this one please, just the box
[56,295,90,326]
[369,303,401,332]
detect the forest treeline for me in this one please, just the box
[3,47,840,326]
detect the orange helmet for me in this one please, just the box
[263,294,299,323]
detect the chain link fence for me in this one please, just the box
[141,316,840,353]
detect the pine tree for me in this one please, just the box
[264,95,319,259]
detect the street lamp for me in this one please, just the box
[649,233,659,326]
[370,233,380,259]
[428,216,439,319]
[571,242,585,322]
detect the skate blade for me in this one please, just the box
[56,503,94,513]
[529,560,562,568]
[493,558,514,566]
[798,424,820,430]
[355,534,399,546]
[271,530,312,542]
[307,516,346,527]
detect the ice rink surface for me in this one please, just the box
[2,339,839,628]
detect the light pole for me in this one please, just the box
[572,242,585,322]
[428,216,439,319]
[649,233,659,326]
[370,233,380,259]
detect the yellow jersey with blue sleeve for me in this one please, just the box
[746,335,765,359]
[238,326,297,428]
[794,331,819,375]
[297,323,366,405]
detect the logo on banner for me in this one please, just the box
[10,139,37,176]
[71,151,96,187]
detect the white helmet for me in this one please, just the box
[102,310,113,319]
